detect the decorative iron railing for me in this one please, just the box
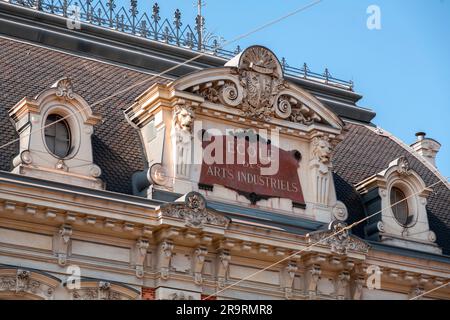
[2,0,354,90]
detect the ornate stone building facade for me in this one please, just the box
[0,1,449,300]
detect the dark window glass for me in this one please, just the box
[390,187,410,226]
[44,114,71,158]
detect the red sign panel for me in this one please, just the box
[199,135,305,205]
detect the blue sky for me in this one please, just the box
[121,0,450,177]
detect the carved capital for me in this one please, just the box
[69,281,138,300]
[311,135,332,167]
[409,286,425,300]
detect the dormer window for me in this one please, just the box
[390,186,410,227]
[356,157,441,254]
[44,114,72,158]
[8,78,104,189]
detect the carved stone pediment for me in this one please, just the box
[173,46,343,129]
[307,221,370,255]
[160,192,230,229]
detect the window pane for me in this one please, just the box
[44,114,70,158]
[390,187,409,226]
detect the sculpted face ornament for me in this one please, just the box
[174,105,194,133]
[312,136,332,164]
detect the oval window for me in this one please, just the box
[390,187,410,226]
[44,114,71,158]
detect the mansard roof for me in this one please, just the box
[0,36,449,256]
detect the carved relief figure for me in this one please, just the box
[172,105,194,177]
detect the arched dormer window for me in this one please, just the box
[356,157,441,254]
[8,78,104,189]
